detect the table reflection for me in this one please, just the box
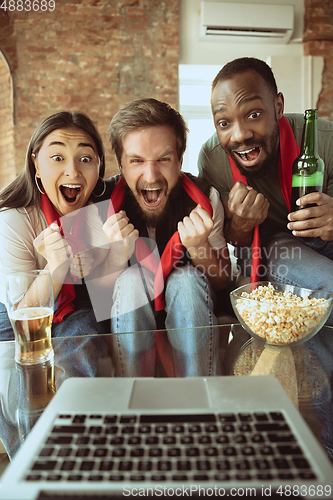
[16,359,56,443]
[0,332,110,459]
[228,324,333,461]
[0,324,332,464]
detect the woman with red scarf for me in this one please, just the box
[0,111,110,346]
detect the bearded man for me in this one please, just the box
[100,98,231,378]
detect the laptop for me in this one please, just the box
[1,376,333,500]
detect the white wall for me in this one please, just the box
[267,55,324,113]
[180,0,305,65]
[179,0,324,112]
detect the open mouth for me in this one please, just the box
[235,146,261,164]
[141,188,164,208]
[60,184,83,204]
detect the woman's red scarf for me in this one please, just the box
[229,116,300,282]
[39,194,86,322]
[108,172,213,311]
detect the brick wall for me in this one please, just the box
[0,0,179,187]
[1,1,333,190]
[304,0,333,120]
[0,54,15,189]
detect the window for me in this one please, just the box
[179,65,221,175]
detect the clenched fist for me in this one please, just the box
[103,210,139,264]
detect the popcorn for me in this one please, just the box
[235,283,327,344]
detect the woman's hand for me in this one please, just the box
[34,223,72,283]
[70,249,95,279]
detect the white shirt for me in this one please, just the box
[0,204,107,304]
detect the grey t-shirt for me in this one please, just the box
[198,113,333,237]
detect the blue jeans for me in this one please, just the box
[110,265,220,377]
[235,233,333,461]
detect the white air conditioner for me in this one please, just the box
[199,2,294,44]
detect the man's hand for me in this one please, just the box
[228,181,269,231]
[178,204,231,291]
[103,210,139,263]
[223,181,269,246]
[287,192,333,241]
[178,204,213,256]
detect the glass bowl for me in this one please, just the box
[230,281,333,347]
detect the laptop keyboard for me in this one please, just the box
[25,411,317,484]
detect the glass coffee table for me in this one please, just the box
[0,324,331,464]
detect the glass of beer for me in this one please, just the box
[6,270,54,365]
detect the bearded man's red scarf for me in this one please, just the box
[108,172,214,311]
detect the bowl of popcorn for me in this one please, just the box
[230,281,333,346]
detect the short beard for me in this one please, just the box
[123,178,182,228]
[231,120,280,180]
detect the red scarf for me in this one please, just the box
[229,116,300,282]
[40,194,86,322]
[108,173,213,311]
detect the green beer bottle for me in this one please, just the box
[291,109,325,211]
